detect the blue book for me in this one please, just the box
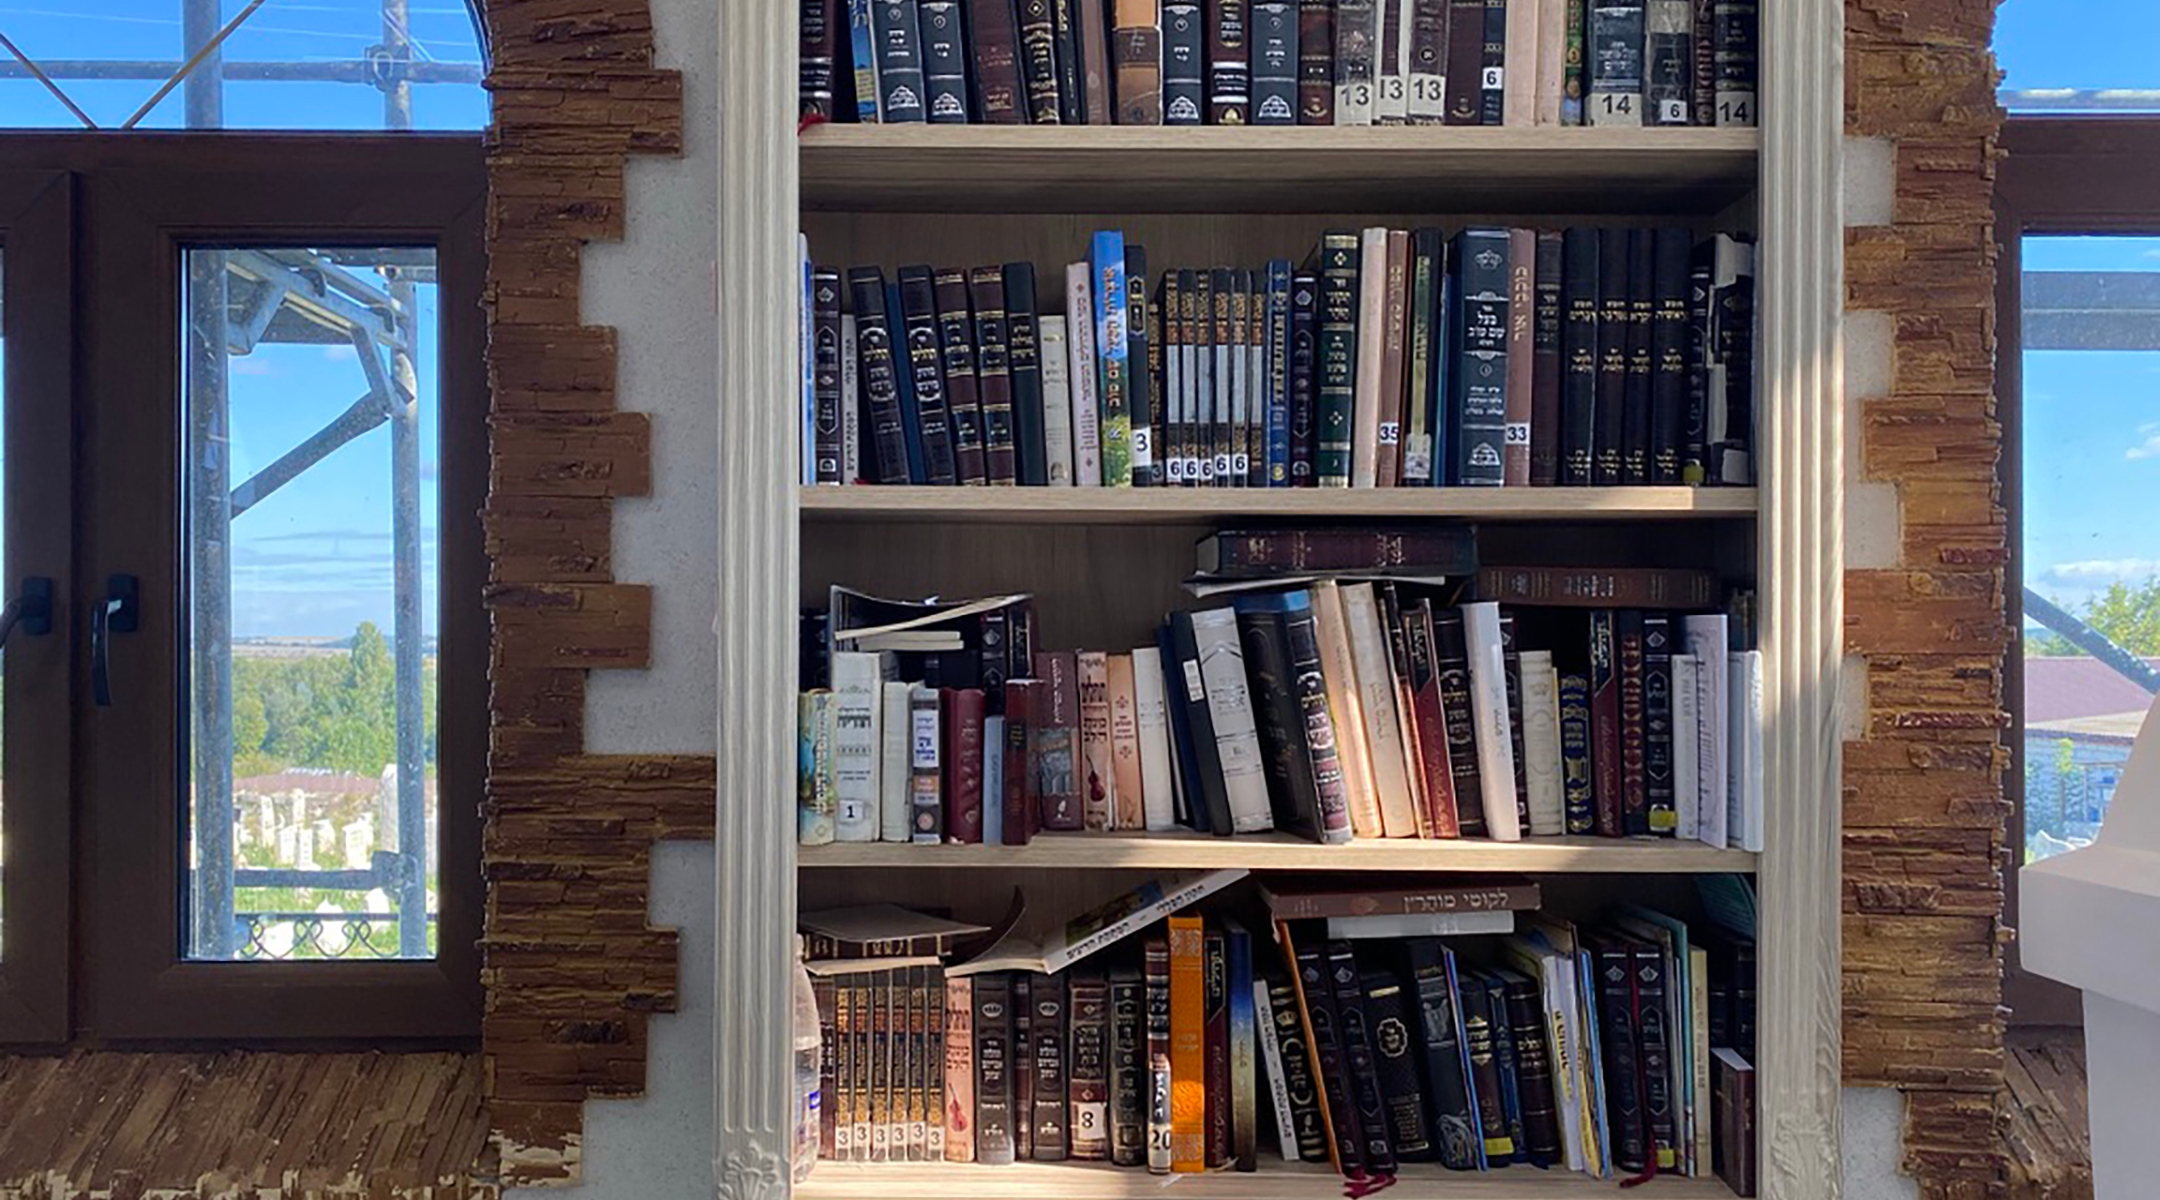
[888,280,927,483]
[1225,920,1259,1171]
[1263,259,1293,486]
[847,0,882,121]
[1446,947,1490,1171]
[1091,230,1133,486]
[872,0,929,122]
[801,245,816,485]
[1159,622,1209,834]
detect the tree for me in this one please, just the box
[2078,576,2160,656]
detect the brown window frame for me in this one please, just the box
[1996,116,2160,1027]
[0,135,486,1044]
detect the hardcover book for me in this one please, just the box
[1503,228,1536,485]
[968,0,1027,120]
[1168,915,1207,1172]
[1110,963,1147,1165]
[1589,610,1623,835]
[812,267,844,483]
[1651,227,1693,483]
[1068,971,1112,1160]
[847,267,911,483]
[1029,971,1070,1159]
[1594,227,1630,483]
[1291,934,1363,1176]
[801,0,839,121]
[1113,0,1166,123]
[1033,650,1083,830]
[998,263,1050,485]
[1065,262,1104,486]
[849,0,883,122]
[1234,594,1329,841]
[1520,649,1565,836]
[1408,0,1448,122]
[829,652,884,843]
[1311,582,1385,839]
[1162,0,1206,122]
[1262,972,1329,1160]
[1459,970,1514,1161]
[907,685,942,843]
[1623,229,1655,483]
[1642,613,1677,834]
[1038,315,1076,485]
[1190,606,1276,834]
[1145,934,1176,1172]
[1406,939,1483,1170]
[1167,611,1234,835]
[1712,0,1756,127]
[1444,0,1483,123]
[1314,231,1360,486]
[1530,228,1564,485]
[1559,671,1594,833]
[1448,228,1510,486]
[1251,0,1299,122]
[1644,0,1691,125]
[1401,228,1442,485]
[1107,652,1146,829]
[1500,969,1563,1162]
[1328,941,1398,1174]
[919,0,971,120]
[1350,227,1389,487]
[940,687,986,843]
[1342,583,1420,838]
[1587,0,1645,126]
[1475,564,1720,609]
[1401,601,1463,838]
[932,267,990,484]
[1227,922,1260,1171]
[1127,244,1157,483]
[873,0,930,121]
[1333,0,1376,124]
[1558,227,1600,485]
[897,266,961,484]
[1131,647,1179,830]
[1263,259,1293,483]
[1363,967,1435,1160]
[1002,679,1040,845]
[1077,650,1117,831]
[1092,231,1135,485]
[1297,0,1335,122]
[1206,0,1252,123]
[1617,609,1650,836]
[1430,607,1488,838]
[1203,929,1232,1167]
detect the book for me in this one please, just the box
[1013,975,1034,1158]
[1297,0,1335,122]
[1092,232,1134,486]
[1444,0,1483,124]
[1327,909,1515,939]
[1644,0,1690,125]
[1401,227,1442,485]
[1528,229,1563,484]
[1168,915,1207,1172]
[1500,614,1531,834]
[1560,0,1585,122]
[847,0,882,122]
[1258,876,1540,919]
[1558,227,1599,485]
[1476,564,1720,608]
[1144,934,1175,1172]
[1364,966,1435,1161]
[998,264,1050,486]
[1462,602,1522,841]
[1131,647,1179,830]
[800,691,837,845]
[1623,229,1655,483]
[1375,0,1409,122]
[1314,231,1360,486]
[1079,0,1114,121]
[1002,679,1040,845]
[1704,233,1755,484]
[1616,609,1650,836]
[1053,0,1084,122]
[881,680,914,841]
[1190,606,1276,834]
[1283,925,1357,1176]
[848,267,910,483]
[1651,227,1691,483]
[1310,582,1384,839]
[1478,0,1505,124]
[968,0,1026,120]
[1407,0,1447,122]
[1672,653,1701,841]
[1503,228,1536,484]
[972,974,1015,1163]
[1167,611,1233,835]
[908,684,943,842]
[816,973,839,1157]
[930,269,987,485]
[1065,263,1104,486]
[1162,0,1206,122]
[1342,583,1420,838]
[1235,594,1329,841]
[1350,227,1388,487]
[1594,228,1630,484]
[1253,975,1303,1160]
[873,0,930,121]
[1478,972,1525,1161]
[829,652,885,842]
[1034,650,1083,830]
[1038,314,1076,485]
[1448,228,1510,486]
[982,714,1006,845]
[1110,963,1147,1165]
[1016,0,1063,120]
[897,266,960,484]
[1377,229,1412,485]
[1459,967,1513,1160]
[949,869,1250,977]
[1729,648,1763,853]
[1251,0,1299,123]
[1712,1048,1755,1194]
[1127,244,1157,483]
[1113,0,1166,123]
[841,313,861,481]
[1028,971,1069,1159]
[1683,614,1729,849]
[941,687,987,842]
[1327,940,1397,1174]
[919,0,970,120]
[1333,0,1376,124]
[1587,932,1647,1172]
[1406,939,1483,1171]
[1288,271,1319,483]
[1429,608,1488,839]
[1106,652,1146,829]
[1401,601,1462,838]
[945,975,976,1161]
[1068,971,1112,1159]
[1534,0,1566,123]
[1502,0,1537,124]
[1500,969,1563,1162]
[1642,614,1677,835]
[1227,923,1260,1170]
[1263,259,1293,483]
[812,267,844,483]
[1587,0,1644,126]
[1520,649,1564,836]
[1197,526,1476,575]
[1207,0,1253,123]
[1078,650,1117,831]
[1712,0,1756,128]
[1588,610,1623,836]
[1558,671,1595,834]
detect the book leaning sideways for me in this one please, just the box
[947,868,1250,977]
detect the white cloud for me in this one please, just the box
[2128,421,2160,461]
[2042,558,2160,585]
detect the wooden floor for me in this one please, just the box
[2006,1029,2093,1200]
[0,1049,491,1197]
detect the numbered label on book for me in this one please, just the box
[1379,77,1405,102]
[1658,97,1688,124]
[1378,420,1400,446]
[1481,66,1504,90]
[1591,91,1642,126]
[1716,91,1756,127]
[1504,421,1531,447]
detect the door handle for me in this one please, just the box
[0,577,51,648]
[91,574,137,708]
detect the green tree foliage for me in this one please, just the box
[230,622,437,778]
[2028,575,2160,658]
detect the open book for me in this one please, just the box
[945,868,1249,978]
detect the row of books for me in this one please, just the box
[800,227,1757,490]
[797,562,1763,848]
[801,878,1758,1193]
[800,0,1759,129]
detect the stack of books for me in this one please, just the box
[800,875,1760,1194]
[801,227,1758,489]
[796,541,1764,850]
[800,0,1759,129]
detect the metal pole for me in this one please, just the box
[383,0,430,959]
[181,0,223,128]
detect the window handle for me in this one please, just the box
[0,577,51,648]
[91,574,137,708]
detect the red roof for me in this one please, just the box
[2023,656,2160,725]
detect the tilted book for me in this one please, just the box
[1258,876,1541,920]
[950,870,1251,980]
[1235,594,1329,841]
[1363,965,1436,1160]
[1290,932,1363,1175]
[1190,606,1277,834]
[1341,583,1420,838]
[1311,581,1385,839]
[1406,939,1484,1170]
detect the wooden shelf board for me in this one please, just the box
[799,832,1756,873]
[800,485,1757,524]
[800,125,1760,214]
[797,1159,1737,1199]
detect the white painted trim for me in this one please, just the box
[1758,1,1846,1196]
[714,0,800,1196]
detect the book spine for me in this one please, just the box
[1228,926,1260,1171]
[1001,680,1039,844]
[848,268,911,484]
[1237,604,1326,842]
[1500,613,1531,830]
[1462,602,1522,841]
[841,313,861,481]
[1113,0,1166,123]
[1110,970,1147,1165]
[1065,264,1104,486]
[816,975,839,1157]
[1077,650,1116,830]
[1520,649,1564,835]
[1443,0,1482,123]
[1254,978,1299,1160]
[1685,246,1710,483]
[1587,0,1645,126]
[1053,0,1085,122]
[1297,0,1335,122]
[1349,228,1388,487]
[1012,976,1034,1158]
[1477,0,1505,124]
[1365,970,1435,1160]
[1713,0,1756,126]
[898,266,960,484]
[1503,227,1536,485]
[1314,233,1359,486]
[1191,607,1276,833]
[1328,941,1398,1173]
[1407,943,1482,1171]
[1624,229,1654,483]
[965,269,1018,484]
[1093,232,1134,485]
[1401,228,1440,486]
[812,268,845,483]
[1643,614,1676,835]
[1473,564,1719,608]
[1106,653,1145,830]
[1168,612,1232,834]
[1145,935,1175,1173]
[1617,610,1649,836]
[1634,945,1676,1169]
[840,976,862,1159]
[983,713,1005,844]
[1168,917,1207,1172]
[848,0,883,121]
[1127,244,1157,484]
[1311,582,1384,839]
[1559,671,1594,833]
[968,0,1026,121]
[1534,0,1566,124]
[934,268,989,484]
[1558,227,1599,485]
[1376,230,1411,486]
[799,692,837,846]
[928,971,948,1159]
[1460,976,1514,1160]
[1267,974,1329,1160]
[1294,938,1364,1175]
[1504,976,1562,1161]
[1588,610,1622,836]
[1202,929,1231,1167]
[908,969,926,1160]
[1207,0,1252,123]
[1132,648,1179,830]
[1562,0,1586,123]
[1191,269,1216,484]
[830,653,883,844]
[1080,0,1114,121]
[1263,259,1293,484]
[996,265,1048,486]
[1227,270,1255,484]
[1162,0,1207,122]
[1333,0,1376,124]
[1449,227,1510,486]
[1430,608,1488,838]
[1342,583,1419,839]
[1403,603,1462,838]
[1650,227,1690,483]
[1251,1,1299,123]
[941,688,986,842]
[1283,598,1355,843]
[1289,272,1319,485]
[1483,975,1525,1161]
[908,685,942,842]
[946,975,976,1161]
[1407,0,1448,122]
[1594,228,1630,484]
[920,0,972,120]
[1068,973,1112,1160]
[1671,652,1699,841]
[1530,228,1564,485]
[1034,650,1083,830]
[1708,234,1756,485]
[1029,972,1069,1159]
[881,682,913,841]
[1038,315,1075,485]
[1375,0,1409,122]
[1016,0,1064,121]
[874,0,931,121]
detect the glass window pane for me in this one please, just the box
[1997,0,2160,113]
[0,1,487,130]
[183,246,441,960]
[2021,235,2160,864]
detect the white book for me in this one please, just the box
[1672,654,1700,841]
[1190,607,1276,834]
[839,313,861,483]
[1326,909,1515,939]
[1350,227,1390,488]
[1534,0,1567,125]
[1503,0,1540,126]
[879,680,913,842]
[1520,649,1565,836]
[829,651,885,842]
[1682,615,1730,850]
[1462,602,1523,841]
[1253,979,1302,1162]
[1407,0,1448,123]
[1376,0,1409,122]
[1311,582,1383,839]
[1340,583,1419,837]
[1132,646,1180,832]
[1731,649,1764,853]
[1065,262,1103,487]
[1544,949,1588,1173]
[1039,315,1077,486]
[982,714,1005,846]
[949,868,1251,977]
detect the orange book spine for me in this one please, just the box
[1168,914,1208,1173]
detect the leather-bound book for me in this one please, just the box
[1378,586,1431,837]
[1430,608,1488,838]
[965,267,1019,484]
[1586,933,1648,1174]
[1476,564,1720,609]
[1623,227,1655,483]
[1499,613,1530,831]
[1476,0,1504,123]
[1650,226,1691,483]
[1313,231,1360,487]
[872,0,930,121]
[1162,0,1206,123]
[932,267,989,484]
[815,975,839,1156]
[1289,270,1319,485]
[1530,229,1564,485]
[1589,610,1623,836]
[1033,650,1084,830]
[1203,928,1231,1167]
[1559,671,1595,834]
[999,263,1048,486]
[1109,962,1147,1165]
[1292,934,1363,1176]
[1713,0,1756,128]
[1296,0,1334,122]
[1078,0,1114,122]
[1053,0,1085,122]
[1408,0,1448,123]
[1405,939,1483,1170]
[846,267,910,484]
[812,267,844,483]
[1594,228,1630,484]
[1500,969,1562,1163]
[1642,613,1677,835]
[1233,594,1326,842]
[1282,591,1354,842]
[801,0,839,121]
[1206,0,1252,123]
[1443,0,1482,124]
[1503,227,1535,486]
[1478,973,1524,1161]
[1029,971,1070,1159]
[1266,972,1330,1160]
[1263,258,1293,484]
[1068,971,1112,1160]
[1457,970,1514,1161]
[967,0,1026,121]
[1617,609,1649,836]
[1113,0,1166,123]
[1327,941,1397,1174]
[1362,967,1435,1161]
[896,266,960,484]
[1013,974,1034,1158]
[941,687,986,842]
[1633,940,1677,1169]
[1145,933,1176,1173]
[1404,601,1462,837]
[1559,227,1600,486]
[973,973,1016,1164]
[1251,0,1298,123]
[1713,1048,1756,1194]
[1447,227,1510,486]
[1001,679,1039,845]
[1107,652,1145,830]
[919,0,971,121]
[1015,0,1064,121]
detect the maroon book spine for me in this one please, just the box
[1444,0,1484,124]
[1080,0,1115,122]
[1404,602,1462,838]
[935,268,989,485]
[1530,229,1565,486]
[969,0,1028,122]
[1296,0,1334,123]
[1035,650,1085,831]
[943,687,987,843]
[1202,928,1232,1168]
[1002,680,1040,845]
[1617,610,1650,837]
[1589,610,1625,837]
[1475,564,1720,609]
[1206,0,1251,124]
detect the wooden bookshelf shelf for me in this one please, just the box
[800,125,1760,214]
[799,832,1755,874]
[799,485,1759,525]
[797,1159,1738,1198]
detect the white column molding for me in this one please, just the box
[1758,1,1847,1196]
[714,0,801,1196]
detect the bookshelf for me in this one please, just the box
[717,3,1844,1198]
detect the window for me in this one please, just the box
[1997,0,2160,114]
[0,39,486,1040]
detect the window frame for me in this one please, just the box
[1996,115,2160,1026]
[0,135,486,1043]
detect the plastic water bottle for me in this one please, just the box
[791,934,823,1183]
